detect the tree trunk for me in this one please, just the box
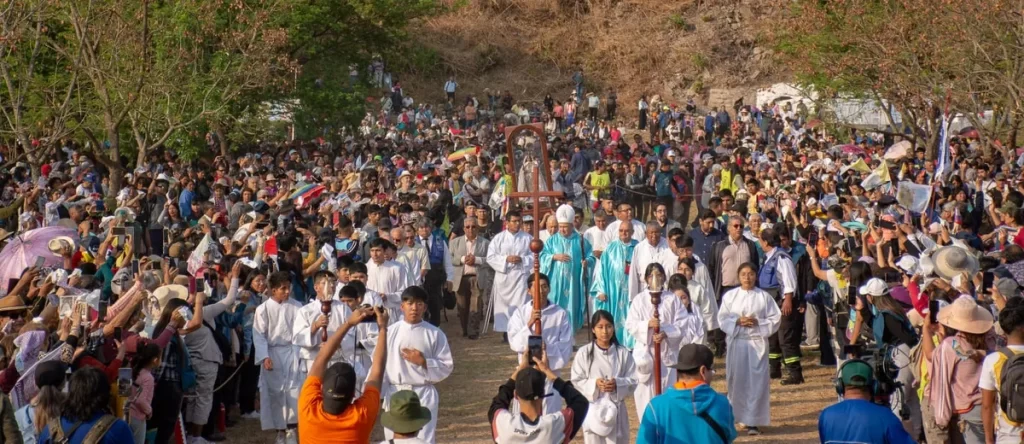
[107,126,123,197]
[216,125,229,159]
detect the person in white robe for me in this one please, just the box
[507,272,573,415]
[338,281,380,388]
[717,262,781,435]
[603,202,645,245]
[627,222,680,299]
[626,263,705,419]
[399,225,429,285]
[293,271,362,394]
[383,286,455,443]
[365,237,409,324]
[570,310,637,444]
[677,256,720,337]
[389,228,419,289]
[485,211,534,333]
[253,271,304,441]
[583,211,610,282]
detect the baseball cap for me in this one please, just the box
[515,368,551,401]
[321,362,357,415]
[839,360,874,387]
[858,278,888,296]
[669,343,714,372]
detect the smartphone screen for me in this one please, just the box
[982,272,995,295]
[97,301,108,322]
[929,299,940,324]
[527,335,543,366]
[188,277,196,295]
[33,256,45,269]
[117,367,132,397]
[332,212,340,226]
[149,228,165,256]
[195,279,205,293]
[114,327,123,340]
[131,259,140,276]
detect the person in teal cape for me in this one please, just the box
[540,204,592,332]
[590,221,638,348]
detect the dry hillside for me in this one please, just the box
[400,0,785,120]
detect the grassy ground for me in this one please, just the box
[225,318,833,443]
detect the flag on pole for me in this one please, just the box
[936,114,951,179]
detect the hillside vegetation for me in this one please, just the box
[399,0,784,119]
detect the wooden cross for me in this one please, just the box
[505,124,563,335]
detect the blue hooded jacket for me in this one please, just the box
[637,383,736,444]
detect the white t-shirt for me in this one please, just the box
[492,408,572,444]
[378,438,429,444]
[979,345,1024,444]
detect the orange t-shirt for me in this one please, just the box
[298,376,381,443]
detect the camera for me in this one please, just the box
[843,344,909,420]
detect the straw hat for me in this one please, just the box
[0,295,31,313]
[152,284,188,311]
[47,236,76,255]
[937,296,993,334]
[932,246,979,280]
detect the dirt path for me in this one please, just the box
[226,318,834,443]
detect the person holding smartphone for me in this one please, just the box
[506,273,573,416]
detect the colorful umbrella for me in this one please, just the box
[288,183,316,200]
[0,226,76,285]
[295,185,327,209]
[447,146,479,162]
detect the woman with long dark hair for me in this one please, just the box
[38,367,134,443]
[570,310,637,443]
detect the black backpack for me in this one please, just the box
[204,320,233,365]
[997,347,1024,424]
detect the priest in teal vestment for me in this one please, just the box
[590,221,638,348]
[540,205,593,332]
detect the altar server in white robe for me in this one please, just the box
[583,210,610,281]
[717,262,781,435]
[570,310,637,444]
[293,270,362,392]
[253,271,304,437]
[677,256,720,338]
[338,281,380,391]
[672,234,715,302]
[627,222,681,299]
[486,210,534,333]
[383,285,455,443]
[626,263,705,419]
[507,272,573,415]
[399,225,429,285]
[365,237,409,324]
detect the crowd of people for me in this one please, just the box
[0,74,1020,444]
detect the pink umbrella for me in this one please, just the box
[0,226,76,284]
[841,144,866,155]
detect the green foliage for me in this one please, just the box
[691,52,708,70]
[669,14,688,30]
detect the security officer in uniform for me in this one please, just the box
[757,227,804,385]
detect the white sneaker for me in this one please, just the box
[274,432,286,444]
[285,429,298,444]
[241,411,260,420]
[189,437,210,444]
